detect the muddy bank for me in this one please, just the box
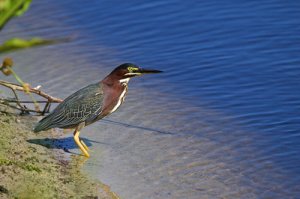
[0,112,119,199]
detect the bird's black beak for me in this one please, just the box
[138,68,163,74]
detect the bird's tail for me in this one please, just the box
[33,115,52,132]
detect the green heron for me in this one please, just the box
[34,63,162,157]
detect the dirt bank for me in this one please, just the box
[0,112,119,199]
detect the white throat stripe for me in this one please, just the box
[119,78,130,84]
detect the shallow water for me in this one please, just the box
[1,0,300,198]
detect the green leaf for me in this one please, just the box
[0,0,11,10]
[0,37,71,53]
[0,0,33,30]
[15,0,32,16]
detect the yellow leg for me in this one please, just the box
[80,139,89,151]
[74,130,90,158]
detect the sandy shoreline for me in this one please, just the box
[0,111,119,199]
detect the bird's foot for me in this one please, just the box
[81,150,90,158]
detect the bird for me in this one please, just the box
[33,63,162,157]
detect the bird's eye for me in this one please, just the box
[127,67,138,73]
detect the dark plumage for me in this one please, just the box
[34,63,162,157]
[34,83,104,132]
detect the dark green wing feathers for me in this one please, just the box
[34,83,104,132]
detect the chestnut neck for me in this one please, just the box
[101,73,122,87]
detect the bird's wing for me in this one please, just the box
[40,83,104,129]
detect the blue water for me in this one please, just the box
[1,0,300,198]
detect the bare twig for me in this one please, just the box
[11,88,25,109]
[0,80,62,115]
[0,80,62,102]
[0,98,55,103]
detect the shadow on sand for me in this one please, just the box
[27,137,108,155]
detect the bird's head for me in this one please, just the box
[109,63,162,83]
